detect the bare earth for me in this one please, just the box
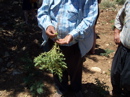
[0,1,122,97]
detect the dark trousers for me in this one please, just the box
[111,44,130,96]
[44,39,83,93]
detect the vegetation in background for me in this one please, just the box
[116,0,125,5]
[100,0,116,9]
[100,0,125,10]
[21,54,45,96]
[100,49,114,57]
[95,78,109,97]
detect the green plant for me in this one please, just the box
[100,49,114,57]
[34,43,67,80]
[112,25,115,30]
[100,0,116,9]
[110,20,114,23]
[95,78,109,97]
[24,74,44,96]
[116,0,125,5]
[21,54,45,96]
[30,81,44,95]
[107,69,111,76]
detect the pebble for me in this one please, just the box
[90,67,102,73]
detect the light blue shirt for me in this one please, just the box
[37,0,98,57]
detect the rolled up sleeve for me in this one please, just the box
[69,0,98,40]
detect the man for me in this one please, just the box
[37,0,98,97]
[111,0,130,97]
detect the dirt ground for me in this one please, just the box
[0,1,122,97]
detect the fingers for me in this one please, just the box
[56,39,67,45]
[114,29,121,45]
[114,39,121,45]
[56,35,73,45]
[46,26,57,39]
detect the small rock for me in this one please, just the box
[105,44,109,46]
[90,67,102,73]
[102,71,106,74]
[12,69,23,75]
[22,46,26,51]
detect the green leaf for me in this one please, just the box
[37,88,44,94]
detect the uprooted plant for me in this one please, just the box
[34,43,67,81]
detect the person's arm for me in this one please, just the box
[37,0,57,40]
[114,3,126,44]
[114,7,125,31]
[69,0,98,41]
[37,0,53,30]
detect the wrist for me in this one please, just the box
[114,28,121,33]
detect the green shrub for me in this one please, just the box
[100,0,116,9]
[95,78,109,97]
[116,0,125,5]
[34,43,67,81]
[100,49,114,57]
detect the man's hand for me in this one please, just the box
[114,28,121,45]
[46,26,57,39]
[56,34,73,45]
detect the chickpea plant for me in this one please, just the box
[34,42,67,80]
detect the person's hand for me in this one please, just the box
[114,28,121,45]
[46,26,57,39]
[56,34,73,45]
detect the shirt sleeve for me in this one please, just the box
[114,2,126,30]
[37,0,54,46]
[69,0,99,40]
[37,0,53,30]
